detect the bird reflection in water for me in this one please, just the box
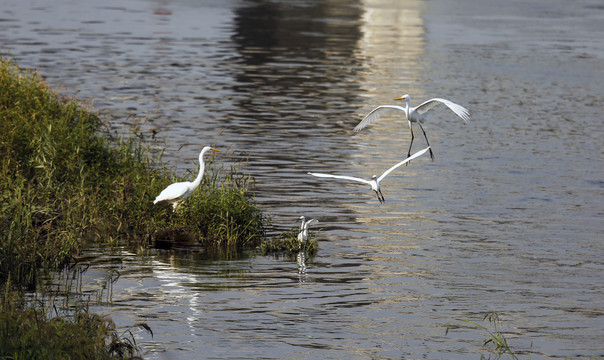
[297,250,307,277]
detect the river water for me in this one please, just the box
[2,0,603,358]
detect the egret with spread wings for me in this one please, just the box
[307,147,430,203]
[298,216,319,245]
[354,94,469,160]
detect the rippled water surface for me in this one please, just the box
[3,0,604,358]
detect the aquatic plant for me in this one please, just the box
[0,282,150,359]
[446,312,527,360]
[260,227,319,256]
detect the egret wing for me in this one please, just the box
[305,219,319,229]
[308,172,372,186]
[377,147,430,182]
[415,98,470,123]
[353,105,406,132]
[153,182,189,203]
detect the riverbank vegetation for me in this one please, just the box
[0,56,267,288]
[0,285,150,359]
[0,56,267,358]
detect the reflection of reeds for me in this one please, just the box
[0,56,267,289]
[0,285,151,359]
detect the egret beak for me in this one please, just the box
[393,97,403,101]
[210,148,222,152]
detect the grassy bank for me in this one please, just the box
[0,56,268,358]
[0,57,267,288]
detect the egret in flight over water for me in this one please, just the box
[153,146,221,211]
[298,216,319,245]
[307,147,430,203]
[353,94,469,160]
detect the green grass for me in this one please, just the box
[0,281,150,359]
[447,312,528,360]
[150,163,267,249]
[0,56,268,289]
[0,55,271,358]
[260,227,319,257]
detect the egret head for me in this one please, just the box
[199,146,221,161]
[371,175,378,180]
[201,146,221,155]
[393,94,410,101]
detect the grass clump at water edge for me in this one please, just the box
[149,162,267,250]
[260,227,319,257]
[0,281,151,359]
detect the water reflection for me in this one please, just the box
[296,251,308,275]
[207,0,372,232]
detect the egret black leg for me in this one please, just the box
[418,123,434,160]
[407,126,415,159]
[375,190,384,203]
[406,126,415,166]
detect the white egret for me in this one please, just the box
[353,94,469,160]
[297,216,319,245]
[307,147,429,203]
[153,146,221,211]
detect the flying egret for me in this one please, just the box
[353,94,469,160]
[297,216,319,245]
[153,146,221,211]
[307,147,430,203]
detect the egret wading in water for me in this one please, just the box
[153,146,221,211]
[353,94,470,160]
[307,147,430,203]
[297,216,318,275]
[298,216,319,246]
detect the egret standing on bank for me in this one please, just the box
[307,147,430,203]
[353,94,469,160]
[153,146,221,211]
[298,216,319,245]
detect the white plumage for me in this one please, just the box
[354,94,469,160]
[297,216,319,245]
[307,147,430,203]
[153,146,221,211]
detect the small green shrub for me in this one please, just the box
[260,227,319,256]
[149,164,268,248]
